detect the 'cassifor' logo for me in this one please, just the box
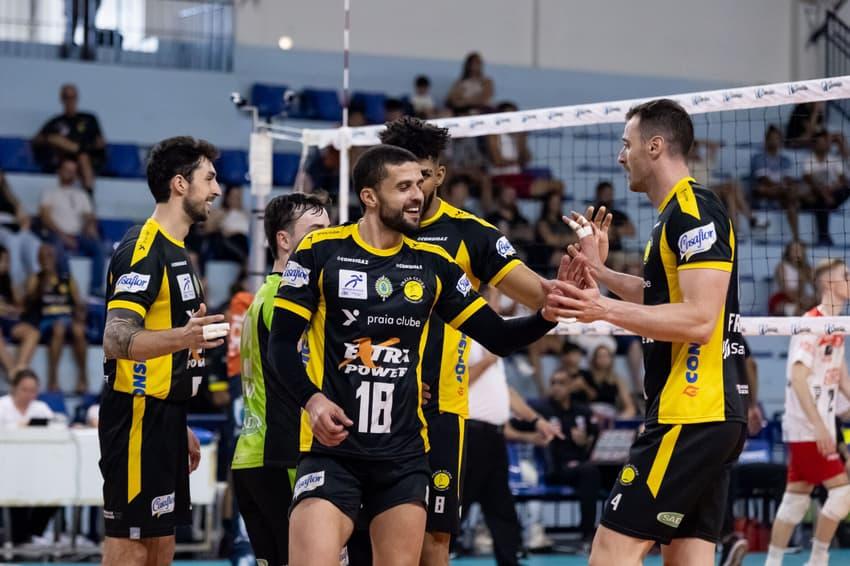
[678,223,716,261]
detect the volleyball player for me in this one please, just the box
[379,117,562,566]
[231,193,330,566]
[551,99,747,566]
[100,137,226,566]
[269,144,562,566]
[765,259,850,566]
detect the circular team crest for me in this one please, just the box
[619,464,638,486]
[432,470,452,491]
[375,276,393,301]
[403,278,424,303]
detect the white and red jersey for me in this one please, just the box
[783,306,846,442]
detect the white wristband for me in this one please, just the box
[202,322,230,341]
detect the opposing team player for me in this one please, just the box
[231,194,330,566]
[766,258,850,566]
[100,137,225,566]
[553,100,747,566]
[379,117,563,566]
[269,144,563,566]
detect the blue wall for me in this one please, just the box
[0,46,729,146]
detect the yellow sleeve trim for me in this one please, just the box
[273,297,312,322]
[449,297,488,329]
[208,381,229,392]
[488,259,523,287]
[678,261,732,273]
[107,300,147,318]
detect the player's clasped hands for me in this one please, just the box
[181,303,227,350]
[305,393,354,447]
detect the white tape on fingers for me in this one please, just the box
[202,322,230,341]
[557,317,577,325]
[576,226,592,239]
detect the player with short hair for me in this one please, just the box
[269,144,562,566]
[765,258,850,566]
[100,136,225,566]
[379,117,562,566]
[552,99,747,566]
[231,193,330,566]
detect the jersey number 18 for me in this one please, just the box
[355,381,394,434]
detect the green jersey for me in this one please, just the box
[232,273,301,469]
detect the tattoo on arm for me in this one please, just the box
[103,308,144,360]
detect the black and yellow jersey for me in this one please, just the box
[642,177,746,425]
[104,217,207,402]
[415,200,522,417]
[275,222,488,460]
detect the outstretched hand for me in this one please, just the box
[562,205,613,269]
[543,269,608,324]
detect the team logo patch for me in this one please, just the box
[495,236,516,259]
[657,512,684,528]
[456,274,472,297]
[677,222,716,261]
[618,465,638,486]
[281,261,310,288]
[151,492,175,517]
[375,276,393,301]
[339,269,368,299]
[176,273,196,301]
[293,471,325,499]
[115,272,151,294]
[402,278,425,303]
[432,470,452,491]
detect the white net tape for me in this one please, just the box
[553,316,850,336]
[299,75,850,148]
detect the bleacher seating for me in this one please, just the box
[351,91,387,124]
[215,149,249,186]
[297,88,342,122]
[273,152,301,187]
[0,136,40,173]
[38,391,68,415]
[103,143,145,179]
[251,83,290,119]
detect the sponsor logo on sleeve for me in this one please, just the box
[281,261,310,288]
[293,471,325,499]
[151,492,175,517]
[677,222,716,261]
[456,274,472,297]
[495,236,516,259]
[115,272,151,294]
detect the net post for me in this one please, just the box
[248,130,273,293]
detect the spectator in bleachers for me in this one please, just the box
[802,129,850,245]
[558,343,597,404]
[31,84,105,194]
[0,368,61,546]
[0,170,42,287]
[19,244,88,393]
[0,246,40,381]
[485,184,533,245]
[411,75,436,119]
[531,190,575,276]
[687,140,764,231]
[535,369,601,546]
[204,184,250,263]
[384,98,406,123]
[770,240,816,316]
[441,175,480,215]
[593,181,635,271]
[446,52,494,112]
[444,107,494,211]
[786,101,848,157]
[37,157,104,296]
[751,125,803,240]
[587,344,637,422]
[486,102,564,199]
[304,147,341,197]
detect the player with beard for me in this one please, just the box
[100,137,226,566]
[378,117,563,566]
[269,144,565,566]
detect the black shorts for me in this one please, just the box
[425,412,466,534]
[291,452,429,523]
[233,466,295,565]
[600,421,746,545]
[98,388,191,539]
